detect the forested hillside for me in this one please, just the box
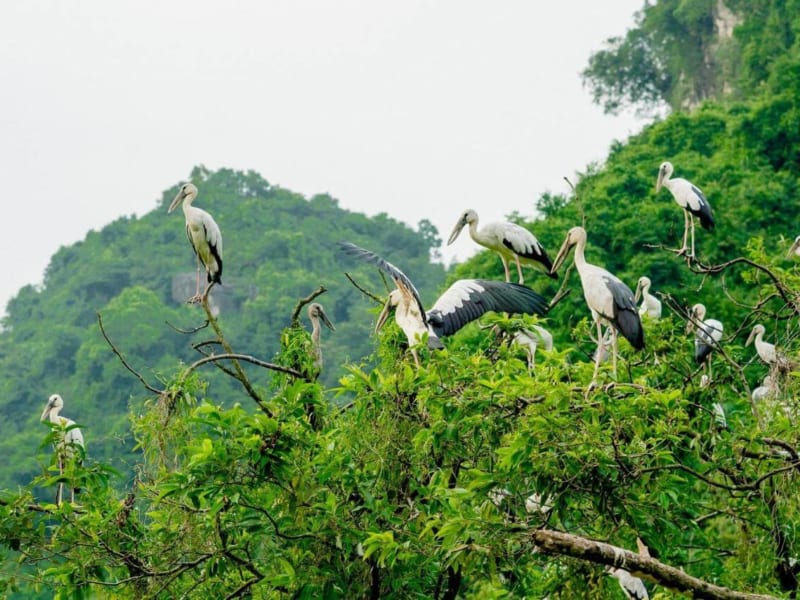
[3,1,800,598]
[0,165,445,489]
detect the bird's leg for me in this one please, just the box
[56,456,64,507]
[592,318,604,382]
[610,327,619,380]
[689,215,696,258]
[500,257,511,283]
[680,210,689,255]
[188,256,203,304]
[514,256,525,285]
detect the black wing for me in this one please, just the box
[338,242,428,324]
[501,237,557,279]
[426,279,548,337]
[689,185,715,230]
[605,276,644,350]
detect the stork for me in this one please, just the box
[605,567,649,600]
[634,276,661,319]
[686,303,723,380]
[550,226,644,380]
[656,161,714,258]
[787,236,800,258]
[307,302,335,372]
[41,394,85,505]
[512,324,554,371]
[752,374,779,402]
[339,242,549,367]
[446,209,557,284]
[168,183,223,303]
[745,324,778,366]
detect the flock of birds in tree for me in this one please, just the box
[37,162,793,596]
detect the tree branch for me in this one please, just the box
[531,529,779,599]
[97,313,163,394]
[290,286,328,327]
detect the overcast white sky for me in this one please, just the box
[0,1,646,318]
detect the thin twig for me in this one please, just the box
[97,313,163,394]
[344,272,384,304]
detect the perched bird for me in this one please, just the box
[634,276,661,319]
[605,567,649,600]
[656,161,714,258]
[525,492,553,515]
[339,242,549,367]
[686,303,723,379]
[745,324,778,366]
[307,303,335,372]
[752,374,779,403]
[512,324,554,371]
[41,394,85,505]
[446,209,557,284]
[786,235,800,258]
[168,183,223,303]
[551,226,644,380]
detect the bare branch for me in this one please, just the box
[184,353,303,379]
[290,286,328,327]
[344,272,384,304]
[97,313,163,395]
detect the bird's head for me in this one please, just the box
[551,226,585,275]
[308,302,335,331]
[685,303,706,334]
[375,289,402,333]
[745,324,765,347]
[634,276,651,303]
[168,183,198,213]
[656,161,673,193]
[41,393,63,421]
[446,209,477,245]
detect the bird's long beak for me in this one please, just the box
[550,235,573,275]
[634,279,643,304]
[375,298,393,333]
[41,400,54,422]
[655,171,664,193]
[446,217,467,246]
[320,309,336,331]
[745,328,756,347]
[685,313,697,334]
[168,189,186,213]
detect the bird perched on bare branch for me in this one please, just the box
[168,183,223,303]
[656,161,714,258]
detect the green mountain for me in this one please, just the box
[0,165,446,488]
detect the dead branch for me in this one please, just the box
[183,353,303,379]
[97,313,163,395]
[344,272,384,304]
[290,285,328,327]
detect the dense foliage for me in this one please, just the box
[582,0,800,115]
[3,1,800,597]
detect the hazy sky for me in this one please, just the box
[0,1,645,318]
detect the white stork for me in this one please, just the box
[656,161,714,258]
[339,242,549,367]
[634,276,661,319]
[550,226,644,380]
[512,324,554,371]
[307,302,335,372]
[686,303,723,380]
[41,394,85,505]
[787,236,800,258]
[168,183,223,303]
[446,209,557,284]
[745,324,778,366]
